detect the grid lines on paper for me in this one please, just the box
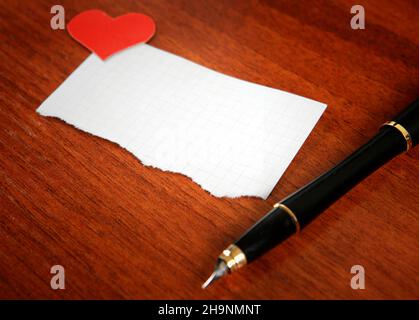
[38,44,326,199]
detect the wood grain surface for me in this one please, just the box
[1,0,418,299]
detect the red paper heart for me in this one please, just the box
[67,9,156,60]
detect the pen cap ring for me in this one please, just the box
[274,203,300,233]
[381,121,413,151]
[389,98,419,149]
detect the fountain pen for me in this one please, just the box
[203,98,419,289]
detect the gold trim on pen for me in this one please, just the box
[219,244,247,272]
[274,203,300,233]
[382,121,413,151]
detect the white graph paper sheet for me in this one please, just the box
[37,44,326,199]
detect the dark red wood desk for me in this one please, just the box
[0,0,418,299]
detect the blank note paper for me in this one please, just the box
[37,44,326,199]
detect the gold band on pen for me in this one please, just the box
[273,203,300,233]
[382,121,413,151]
[219,244,247,271]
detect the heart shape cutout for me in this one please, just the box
[67,9,156,60]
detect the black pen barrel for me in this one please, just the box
[235,99,419,263]
[284,98,418,228]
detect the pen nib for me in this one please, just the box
[201,260,228,289]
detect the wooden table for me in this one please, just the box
[1,0,418,299]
